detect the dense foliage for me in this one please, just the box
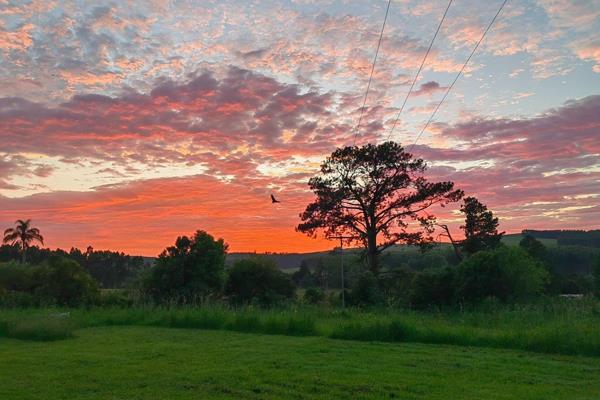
[0,257,98,306]
[460,197,503,255]
[0,244,147,289]
[455,246,549,303]
[69,248,146,288]
[409,267,455,309]
[348,271,383,306]
[143,231,227,302]
[225,258,295,306]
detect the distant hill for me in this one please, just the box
[502,233,557,247]
[522,229,600,248]
[224,230,599,271]
[225,251,333,270]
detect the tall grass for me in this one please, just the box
[0,314,74,341]
[2,298,599,356]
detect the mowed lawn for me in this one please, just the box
[1,327,599,400]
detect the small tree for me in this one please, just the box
[225,258,295,306]
[298,142,463,274]
[460,197,503,255]
[3,219,44,263]
[144,230,227,302]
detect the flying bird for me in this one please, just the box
[271,194,281,203]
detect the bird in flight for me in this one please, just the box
[271,194,281,203]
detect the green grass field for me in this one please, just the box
[501,234,558,247]
[2,326,600,399]
[2,299,600,356]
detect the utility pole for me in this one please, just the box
[328,235,355,308]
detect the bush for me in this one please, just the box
[409,267,455,309]
[348,271,383,307]
[225,258,295,306]
[0,261,35,292]
[378,268,415,306]
[0,258,98,307]
[32,257,99,306]
[455,246,549,303]
[143,230,227,303]
[303,287,325,304]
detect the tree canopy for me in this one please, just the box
[297,142,463,274]
[460,197,504,255]
[143,230,227,302]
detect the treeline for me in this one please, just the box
[0,245,149,288]
[523,229,600,247]
[1,231,600,309]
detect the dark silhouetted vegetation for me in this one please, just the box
[409,267,455,309]
[0,257,98,307]
[348,271,384,306]
[523,229,600,247]
[225,257,295,306]
[455,246,548,303]
[142,230,227,303]
[460,197,504,255]
[303,287,325,304]
[2,219,44,263]
[298,142,463,274]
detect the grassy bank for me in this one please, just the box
[2,298,599,357]
[2,326,600,399]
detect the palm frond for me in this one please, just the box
[3,232,19,244]
[29,232,44,245]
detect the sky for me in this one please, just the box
[0,0,599,256]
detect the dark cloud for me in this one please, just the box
[410,81,447,97]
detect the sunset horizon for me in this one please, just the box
[1,0,598,256]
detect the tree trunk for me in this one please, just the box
[439,224,462,262]
[366,229,379,275]
[21,243,26,264]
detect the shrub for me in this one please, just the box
[0,260,39,289]
[455,246,549,303]
[0,258,98,307]
[224,258,295,306]
[378,268,415,306]
[33,257,99,306]
[348,271,383,307]
[303,287,325,304]
[409,267,455,309]
[143,230,227,302]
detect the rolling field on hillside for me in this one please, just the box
[2,326,600,400]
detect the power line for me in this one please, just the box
[408,0,509,153]
[352,0,392,145]
[386,0,453,142]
